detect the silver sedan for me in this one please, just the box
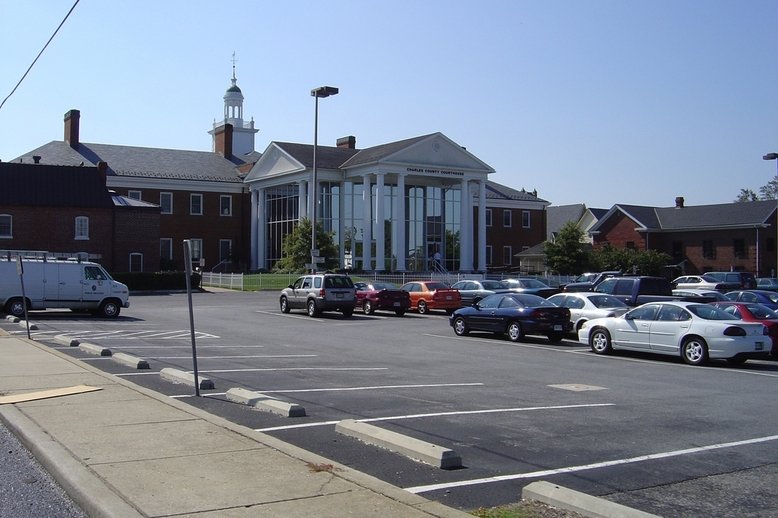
[547,292,629,333]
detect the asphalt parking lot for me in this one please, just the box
[4,289,778,516]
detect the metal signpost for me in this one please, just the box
[16,256,30,339]
[183,240,201,397]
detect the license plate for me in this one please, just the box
[393,302,400,307]
[553,325,563,331]
[446,296,452,300]
[336,293,343,299]
[755,341,764,351]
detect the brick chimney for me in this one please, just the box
[675,196,684,208]
[214,123,233,159]
[97,161,108,186]
[337,135,356,149]
[64,109,80,149]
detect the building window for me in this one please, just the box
[129,253,143,272]
[734,239,747,259]
[190,194,203,215]
[522,210,530,228]
[75,216,89,240]
[702,240,715,259]
[160,192,173,214]
[220,195,232,216]
[503,246,512,266]
[485,209,492,227]
[672,241,683,260]
[219,239,232,262]
[503,210,512,228]
[0,214,11,238]
[160,238,173,270]
[486,245,493,266]
[190,238,203,263]
[128,190,141,201]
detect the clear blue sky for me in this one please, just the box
[2,0,777,209]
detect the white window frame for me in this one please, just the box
[75,216,89,240]
[485,209,492,227]
[190,193,203,215]
[160,238,173,260]
[160,192,173,214]
[129,252,143,272]
[0,214,12,238]
[485,245,493,266]
[128,190,142,201]
[503,246,512,266]
[503,210,512,228]
[522,210,531,228]
[190,238,203,261]
[220,195,232,216]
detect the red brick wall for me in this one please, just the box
[113,207,160,272]
[592,212,647,249]
[482,207,546,270]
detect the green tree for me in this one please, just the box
[272,219,339,273]
[544,221,589,275]
[735,188,758,202]
[590,244,670,276]
[736,175,778,201]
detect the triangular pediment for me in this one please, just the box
[244,143,305,183]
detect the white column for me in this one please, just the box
[250,188,258,270]
[298,180,308,220]
[459,179,471,271]
[478,180,487,272]
[362,176,372,270]
[339,181,346,268]
[395,174,406,271]
[375,173,386,271]
[256,188,266,271]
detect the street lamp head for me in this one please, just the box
[311,86,339,98]
[763,153,778,161]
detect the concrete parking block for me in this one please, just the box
[336,419,462,469]
[226,388,306,417]
[54,334,80,347]
[112,352,150,369]
[160,368,214,390]
[79,342,112,356]
[522,481,661,518]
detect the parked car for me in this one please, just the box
[400,281,462,314]
[579,301,770,365]
[450,279,511,306]
[725,290,778,311]
[354,281,410,316]
[706,271,756,289]
[546,292,629,333]
[671,274,738,292]
[562,271,622,292]
[593,276,676,307]
[672,289,729,301]
[709,301,778,357]
[501,278,560,298]
[757,278,778,292]
[279,273,356,317]
[449,293,572,343]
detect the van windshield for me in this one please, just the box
[84,266,112,281]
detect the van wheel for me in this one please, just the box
[6,298,26,318]
[99,300,121,318]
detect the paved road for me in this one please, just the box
[5,289,778,516]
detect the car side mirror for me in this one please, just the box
[288,284,294,289]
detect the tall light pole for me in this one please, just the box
[763,152,778,277]
[310,86,339,273]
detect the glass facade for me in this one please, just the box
[263,178,463,272]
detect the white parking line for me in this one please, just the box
[115,367,389,377]
[425,333,590,352]
[255,403,614,432]
[404,433,778,493]
[150,354,317,360]
[169,382,485,398]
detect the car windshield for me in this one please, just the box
[744,303,778,319]
[763,292,778,303]
[513,279,548,288]
[481,280,507,290]
[372,282,396,290]
[588,295,628,308]
[686,304,739,320]
[511,294,555,307]
[426,282,448,290]
[700,274,719,282]
[575,273,597,283]
[324,276,354,288]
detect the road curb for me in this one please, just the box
[522,481,661,518]
[160,367,214,389]
[226,387,306,417]
[112,352,150,369]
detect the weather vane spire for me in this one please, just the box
[231,51,237,82]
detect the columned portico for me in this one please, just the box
[459,178,471,271]
[362,175,372,270]
[375,173,386,271]
[250,189,258,269]
[395,173,406,271]
[298,180,307,220]
[478,179,487,272]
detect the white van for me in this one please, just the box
[0,258,130,318]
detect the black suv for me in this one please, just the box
[279,274,357,317]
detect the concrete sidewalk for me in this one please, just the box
[0,330,469,517]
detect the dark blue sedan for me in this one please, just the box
[449,293,572,343]
[725,290,778,311]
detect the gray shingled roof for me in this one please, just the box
[273,142,360,169]
[0,162,114,208]
[15,141,247,183]
[591,200,777,232]
[486,181,549,203]
[547,204,586,240]
[339,134,433,168]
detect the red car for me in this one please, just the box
[354,282,411,316]
[400,280,462,314]
[711,301,778,357]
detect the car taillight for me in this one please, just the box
[319,288,325,297]
[723,326,746,337]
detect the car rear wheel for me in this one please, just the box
[453,317,468,336]
[507,321,524,342]
[342,307,354,317]
[682,336,708,366]
[363,300,374,315]
[547,332,565,343]
[280,296,290,313]
[307,299,320,317]
[395,309,406,316]
[589,328,612,354]
[417,300,428,314]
